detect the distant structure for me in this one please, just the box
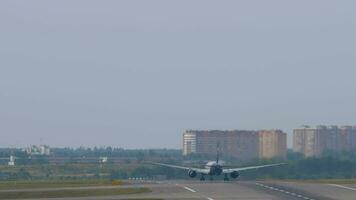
[8,156,15,166]
[293,125,356,157]
[100,157,108,163]
[25,145,51,156]
[258,130,287,159]
[183,130,287,160]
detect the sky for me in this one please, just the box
[1,1,356,148]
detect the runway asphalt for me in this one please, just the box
[258,180,356,200]
[1,180,356,200]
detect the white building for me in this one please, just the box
[183,131,197,155]
[8,156,15,166]
[26,145,51,156]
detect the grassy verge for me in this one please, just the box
[0,188,150,199]
[0,179,125,190]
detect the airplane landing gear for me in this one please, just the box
[224,174,229,181]
[200,175,205,181]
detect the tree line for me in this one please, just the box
[1,148,356,181]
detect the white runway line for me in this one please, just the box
[255,182,314,200]
[175,183,214,200]
[174,184,197,193]
[183,186,197,193]
[328,184,356,191]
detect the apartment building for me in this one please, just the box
[293,125,356,157]
[183,129,287,160]
[258,130,287,159]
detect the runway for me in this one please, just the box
[257,181,356,200]
[142,180,356,200]
[2,180,356,200]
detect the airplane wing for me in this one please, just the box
[223,163,286,173]
[152,162,210,174]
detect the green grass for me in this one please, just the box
[0,179,121,190]
[0,188,150,199]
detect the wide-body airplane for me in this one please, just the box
[153,154,285,181]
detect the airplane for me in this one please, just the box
[152,152,286,181]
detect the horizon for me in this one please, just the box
[3,124,356,149]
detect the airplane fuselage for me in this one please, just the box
[205,161,223,176]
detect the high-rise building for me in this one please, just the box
[293,126,323,157]
[183,131,197,155]
[258,130,287,159]
[339,126,356,151]
[293,125,356,157]
[183,129,287,160]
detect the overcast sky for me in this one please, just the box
[1,1,356,148]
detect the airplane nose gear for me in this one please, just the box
[200,175,205,181]
[224,174,229,181]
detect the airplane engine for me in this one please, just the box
[230,171,240,179]
[188,170,197,178]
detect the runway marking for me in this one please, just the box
[184,187,216,200]
[174,184,197,193]
[255,182,314,200]
[328,184,356,191]
[174,184,214,200]
[183,186,197,193]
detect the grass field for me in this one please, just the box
[0,179,124,190]
[0,187,150,199]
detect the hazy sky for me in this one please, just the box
[1,1,356,148]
